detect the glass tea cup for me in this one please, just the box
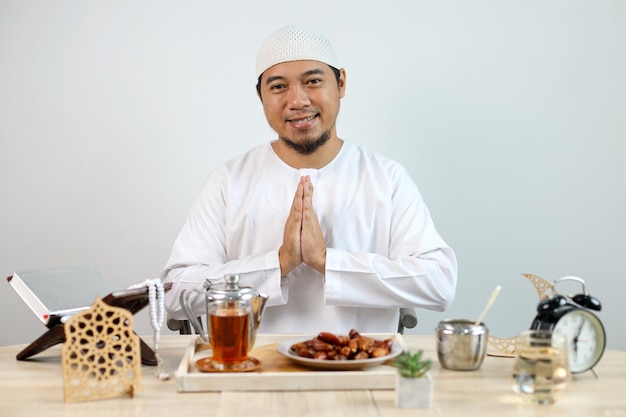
[207,298,252,370]
[511,330,570,405]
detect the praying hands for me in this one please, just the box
[279,175,327,277]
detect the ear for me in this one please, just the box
[256,75,264,102]
[338,68,346,98]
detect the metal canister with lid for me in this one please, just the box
[435,318,488,371]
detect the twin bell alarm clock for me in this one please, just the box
[529,276,606,374]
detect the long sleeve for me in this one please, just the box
[323,171,457,310]
[315,145,456,312]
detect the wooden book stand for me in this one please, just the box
[15,282,172,366]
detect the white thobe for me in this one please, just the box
[161,141,457,333]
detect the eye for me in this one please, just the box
[269,83,285,92]
[306,78,323,86]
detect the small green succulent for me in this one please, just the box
[392,350,433,378]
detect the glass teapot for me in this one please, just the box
[179,275,268,350]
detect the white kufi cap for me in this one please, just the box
[256,25,340,78]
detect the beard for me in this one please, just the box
[280,130,331,155]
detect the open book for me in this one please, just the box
[7,265,116,327]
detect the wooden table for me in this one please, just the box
[1,334,625,417]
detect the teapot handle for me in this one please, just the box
[179,288,209,342]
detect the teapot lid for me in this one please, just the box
[204,275,258,301]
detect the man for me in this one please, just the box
[161,25,457,333]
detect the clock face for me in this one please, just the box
[552,309,606,373]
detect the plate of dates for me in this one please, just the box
[276,329,402,370]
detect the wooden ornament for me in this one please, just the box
[487,273,554,357]
[62,297,141,402]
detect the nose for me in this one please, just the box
[287,84,311,109]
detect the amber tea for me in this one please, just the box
[209,304,250,369]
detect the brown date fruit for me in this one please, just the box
[357,336,370,352]
[340,346,351,357]
[370,347,389,358]
[312,338,334,352]
[296,347,315,358]
[290,330,393,361]
[291,342,309,351]
[354,351,369,360]
[318,332,342,346]
[348,338,359,353]
[313,351,328,360]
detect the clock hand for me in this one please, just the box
[576,320,584,338]
[573,320,585,356]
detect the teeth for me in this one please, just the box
[292,115,315,125]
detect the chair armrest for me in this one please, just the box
[167,318,196,335]
[167,318,184,332]
[399,307,418,329]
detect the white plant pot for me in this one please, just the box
[395,372,433,409]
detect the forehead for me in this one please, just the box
[262,60,332,82]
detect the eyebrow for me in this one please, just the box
[264,68,327,86]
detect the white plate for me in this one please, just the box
[276,334,402,370]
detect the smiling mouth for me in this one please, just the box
[288,115,317,126]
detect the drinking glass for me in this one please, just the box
[511,330,570,405]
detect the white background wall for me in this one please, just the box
[1,1,625,352]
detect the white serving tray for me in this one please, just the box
[175,333,405,392]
